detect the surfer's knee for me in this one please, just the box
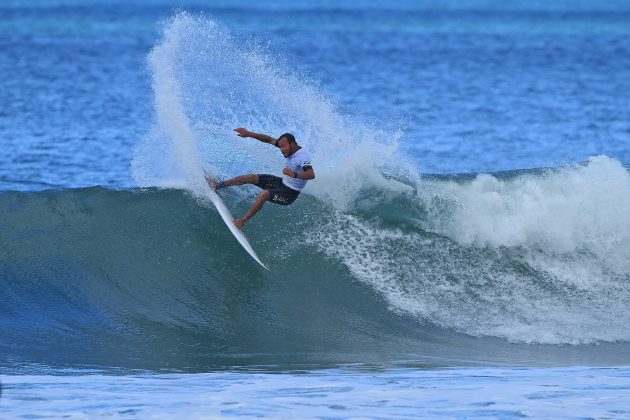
[255,190,270,205]
[245,174,259,185]
[259,189,270,201]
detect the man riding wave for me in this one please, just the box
[206,128,315,229]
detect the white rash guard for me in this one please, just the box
[281,148,312,191]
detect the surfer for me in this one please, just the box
[206,128,315,229]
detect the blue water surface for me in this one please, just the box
[1,0,630,417]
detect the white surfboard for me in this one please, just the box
[203,171,268,270]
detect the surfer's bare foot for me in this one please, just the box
[205,175,220,191]
[234,218,246,229]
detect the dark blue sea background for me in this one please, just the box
[1,0,630,417]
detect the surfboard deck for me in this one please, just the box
[203,170,268,270]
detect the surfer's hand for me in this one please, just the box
[234,128,250,137]
[282,167,295,177]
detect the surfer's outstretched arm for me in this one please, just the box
[234,190,270,229]
[234,128,277,145]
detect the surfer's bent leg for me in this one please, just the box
[234,190,270,229]
[254,174,300,206]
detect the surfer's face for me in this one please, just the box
[278,137,294,157]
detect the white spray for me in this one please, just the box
[132,12,409,205]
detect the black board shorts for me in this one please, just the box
[255,174,300,205]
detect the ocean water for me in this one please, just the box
[1,0,630,417]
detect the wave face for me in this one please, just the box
[2,156,630,370]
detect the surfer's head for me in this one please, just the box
[278,133,298,157]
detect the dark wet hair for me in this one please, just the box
[279,133,296,143]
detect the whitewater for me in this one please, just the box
[2,4,630,418]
